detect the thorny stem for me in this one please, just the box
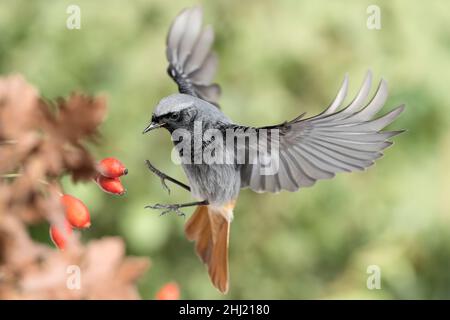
[0,173,63,195]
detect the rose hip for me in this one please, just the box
[95,175,126,195]
[97,157,128,178]
[155,282,180,300]
[61,194,91,229]
[50,220,73,250]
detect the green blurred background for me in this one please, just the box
[1,0,450,299]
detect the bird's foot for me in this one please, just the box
[145,160,191,193]
[145,161,172,195]
[145,203,186,218]
[151,172,173,195]
[158,177,171,195]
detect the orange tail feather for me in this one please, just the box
[185,203,233,294]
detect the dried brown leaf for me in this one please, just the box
[56,94,107,143]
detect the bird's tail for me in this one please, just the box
[184,202,234,294]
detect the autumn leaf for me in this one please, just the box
[0,74,150,300]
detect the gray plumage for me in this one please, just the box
[154,94,239,206]
[149,6,405,205]
[144,5,405,294]
[149,7,404,203]
[166,6,221,106]
[239,72,405,193]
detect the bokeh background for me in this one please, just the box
[1,0,449,299]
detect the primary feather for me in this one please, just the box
[238,70,405,193]
[166,6,221,107]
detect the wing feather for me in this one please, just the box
[239,72,405,193]
[166,6,221,107]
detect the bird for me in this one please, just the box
[142,5,405,294]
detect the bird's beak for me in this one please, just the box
[142,121,165,134]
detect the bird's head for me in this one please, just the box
[143,93,228,134]
[143,94,199,134]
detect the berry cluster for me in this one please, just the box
[50,157,128,250]
[95,157,128,195]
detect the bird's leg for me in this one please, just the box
[145,160,191,194]
[145,200,209,218]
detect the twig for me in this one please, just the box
[0,140,18,145]
[1,173,52,187]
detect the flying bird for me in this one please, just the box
[143,6,404,293]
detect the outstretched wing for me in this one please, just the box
[166,6,221,107]
[239,71,405,193]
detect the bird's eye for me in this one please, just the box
[169,112,181,121]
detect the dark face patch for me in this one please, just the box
[153,107,197,132]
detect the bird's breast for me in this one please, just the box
[182,163,240,206]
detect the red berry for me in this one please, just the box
[155,282,180,300]
[50,220,73,250]
[95,175,126,195]
[61,194,91,229]
[97,157,128,178]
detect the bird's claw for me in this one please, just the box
[145,160,171,195]
[159,177,171,195]
[145,203,186,218]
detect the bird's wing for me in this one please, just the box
[166,6,221,107]
[237,71,405,193]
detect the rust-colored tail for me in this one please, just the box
[185,203,234,294]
